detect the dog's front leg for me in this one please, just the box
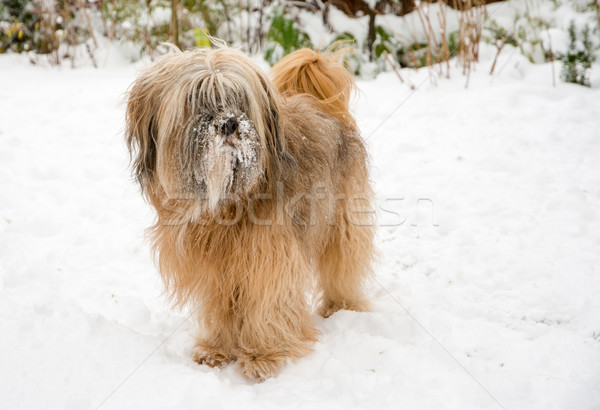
[192,329,236,369]
[233,232,318,381]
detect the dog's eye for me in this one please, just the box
[199,114,214,123]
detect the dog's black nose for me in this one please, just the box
[222,118,238,136]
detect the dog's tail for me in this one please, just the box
[270,46,356,130]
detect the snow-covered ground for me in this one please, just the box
[1,43,600,410]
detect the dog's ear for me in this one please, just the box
[257,75,297,182]
[125,74,159,190]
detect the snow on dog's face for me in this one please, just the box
[180,110,262,211]
[126,46,285,217]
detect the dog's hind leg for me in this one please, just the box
[317,187,375,318]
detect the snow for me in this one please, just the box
[1,44,600,410]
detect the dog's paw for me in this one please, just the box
[192,345,235,368]
[239,355,281,382]
[319,299,369,318]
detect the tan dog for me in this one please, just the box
[125,43,375,380]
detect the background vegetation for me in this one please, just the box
[0,0,598,86]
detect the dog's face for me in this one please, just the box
[126,47,285,215]
[179,105,263,211]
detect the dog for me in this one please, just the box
[125,42,376,380]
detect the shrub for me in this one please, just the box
[0,0,41,54]
[560,21,595,87]
[263,7,312,66]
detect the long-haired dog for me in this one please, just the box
[125,43,376,380]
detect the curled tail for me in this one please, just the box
[270,47,357,130]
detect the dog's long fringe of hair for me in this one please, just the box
[270,45,357,130]
[126,43,290,195]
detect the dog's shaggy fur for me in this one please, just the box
[125,44,375,380]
